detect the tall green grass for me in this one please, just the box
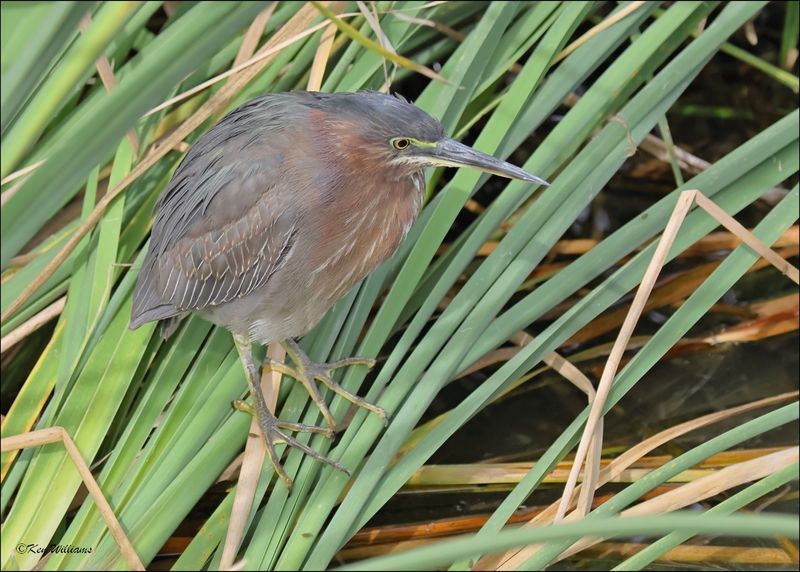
[1,2,797,570]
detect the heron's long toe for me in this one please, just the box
[274,340,388,430]
[233,400,349,490]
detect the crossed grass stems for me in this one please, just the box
[3,3,798,569]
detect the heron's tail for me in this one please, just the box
[158,316,183,338]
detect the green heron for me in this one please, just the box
[130,91,547,488]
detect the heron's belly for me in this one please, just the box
[198,238,393,344]
[199,277,337,344]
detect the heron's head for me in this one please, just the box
[324,91,548,186]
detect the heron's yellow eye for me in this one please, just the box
[392,138,410,150]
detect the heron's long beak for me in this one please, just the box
[427,138,549,186]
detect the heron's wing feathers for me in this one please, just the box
[130,117,298,329]
[129,94,324,330]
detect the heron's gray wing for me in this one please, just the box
[130,97,300,328]
[130,94,316,328]
[130,164,297,328]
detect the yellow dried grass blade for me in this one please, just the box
[1,427,144,571]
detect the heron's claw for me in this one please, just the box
[233,399,256,416]
[235,400,347,490]
[272,340,388,430]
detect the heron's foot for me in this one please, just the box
[270,340,388,430]
[232,399,349,490]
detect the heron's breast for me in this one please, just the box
[299,114,423,300]
[308,174,422,300]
